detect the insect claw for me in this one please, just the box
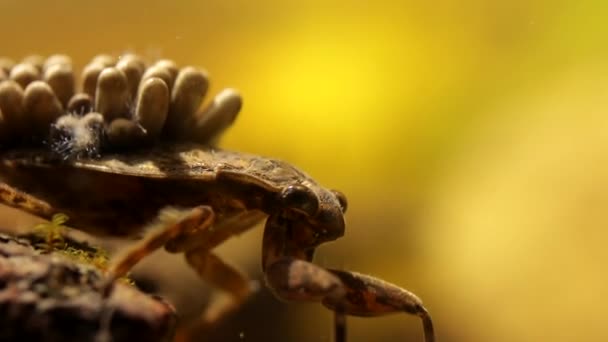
[417,306,436,342]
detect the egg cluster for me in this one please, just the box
[0,54,241,159]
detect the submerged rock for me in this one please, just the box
[0,233,176,342]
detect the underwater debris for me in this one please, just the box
[29,213,133,284]
[32,212,69,250]
[0,233,176,342]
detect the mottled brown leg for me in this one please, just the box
[265,257,345,303]
[0,182,55,218]
[108,206,214,280]
[262,216,434,342]
[262,218,348,341]
[264,257,348,342]
[323,270,435,342]
[165,210,265,253]
[167,211,264,340]
[185,247,255,324]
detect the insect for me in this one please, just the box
[0,54,435,342]
[0,143,435,341]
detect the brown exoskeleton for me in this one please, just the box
[0,53,434,341]
[0,142,435,342]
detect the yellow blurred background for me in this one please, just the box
[2,0,608,341]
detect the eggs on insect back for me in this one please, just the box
[0,54,242,158]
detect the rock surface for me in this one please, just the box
[0,233,176,342]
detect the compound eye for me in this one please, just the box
[331,189,348,213]
[281,185,319,217]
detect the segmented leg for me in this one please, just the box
[264,257,347,341]
[323,270,435,342]
[167,211,264,327]
[108,207,264,328]
[185,248,255,324]
[0,182,55,218]
[108,205,215,279]
[165,210,266,253]
[262,218,435,342]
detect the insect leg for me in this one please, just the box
[323,269,435,342]
[0,182,55,218]
[264,257,348,342]
[108,205,214,280]
[262,218,435,342]
[184,248,255,325]
[261,220,348,341]
[164,210,265,253]
[164,211,264,328]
